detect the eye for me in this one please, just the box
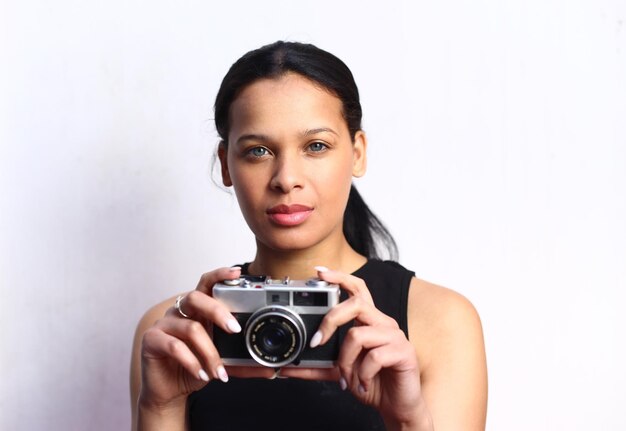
[247,147,269,158]
[307,142,328,153]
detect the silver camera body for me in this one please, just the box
[213,275,341,368]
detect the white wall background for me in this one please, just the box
[1,0,624,429]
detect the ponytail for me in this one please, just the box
[343,185,398,261]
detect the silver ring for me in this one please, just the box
[269,368,281,380]
[175,295,191,318]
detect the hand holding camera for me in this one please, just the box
[135,267,278,414]
[277,268,424,427]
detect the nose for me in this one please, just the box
[269,154,304,193]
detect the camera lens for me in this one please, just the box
[245,306,306,367]
[258,322,291,355]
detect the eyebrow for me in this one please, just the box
[235,133,271,146]
[235,127,338,146]
[302,127,338,137]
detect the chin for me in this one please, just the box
[255,228,331,253]
[260,236,319,253]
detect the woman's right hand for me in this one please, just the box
[136,267,275,413]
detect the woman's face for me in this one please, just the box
[218,72,367,252]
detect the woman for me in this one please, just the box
[130,41,487,430]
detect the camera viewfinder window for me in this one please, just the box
[293,292,327,307]
[267,291,289,305]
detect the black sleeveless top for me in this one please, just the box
[188,260,414,430]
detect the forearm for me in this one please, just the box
[136,396,187,431]
[383,395,434,431]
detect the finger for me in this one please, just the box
[278,366,341,381]
[311,295,398,347]
[337,325,406,389]
[142,327,210,383]
[356,341,418,393]
[195,266,242,295]
[315,267,373,301]
[225,366,279,380]
[336,325,398,383]
[170,290,242,334]
[156,315,227,381]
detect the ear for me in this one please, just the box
[352,131,367,178]
[217,142,233,187]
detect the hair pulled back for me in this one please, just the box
[214,41,398,260]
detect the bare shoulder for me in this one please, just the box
[136,296,179,335]
[407,277,484,370]
[407,277,488,430]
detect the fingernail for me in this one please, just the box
[229,266,241,271]
[309,330,323,348]
[358,384,366,395]
[217,365,229,383]
[314,266,329,273]
[339,377,348,391]
[198,369,210,382]
[227,318,242,333]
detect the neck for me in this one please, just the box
[248,236,367,279]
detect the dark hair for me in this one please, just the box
[214,41,398,260]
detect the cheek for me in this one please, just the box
[323,152,354,184]
[313,157,354,206]
[229,168,262,210]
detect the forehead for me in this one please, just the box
[228,73,346,136]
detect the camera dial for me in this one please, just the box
[305,278,329,287]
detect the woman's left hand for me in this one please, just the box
[279,268,432,430]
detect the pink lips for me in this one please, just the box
[266,204,314,226]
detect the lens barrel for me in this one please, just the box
[245,306,306,367]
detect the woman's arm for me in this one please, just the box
[129,267,276,431]
[130,297,187,431]
[408,277,488,430]
[281,270,486,430]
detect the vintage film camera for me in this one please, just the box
[213,275,341,368]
